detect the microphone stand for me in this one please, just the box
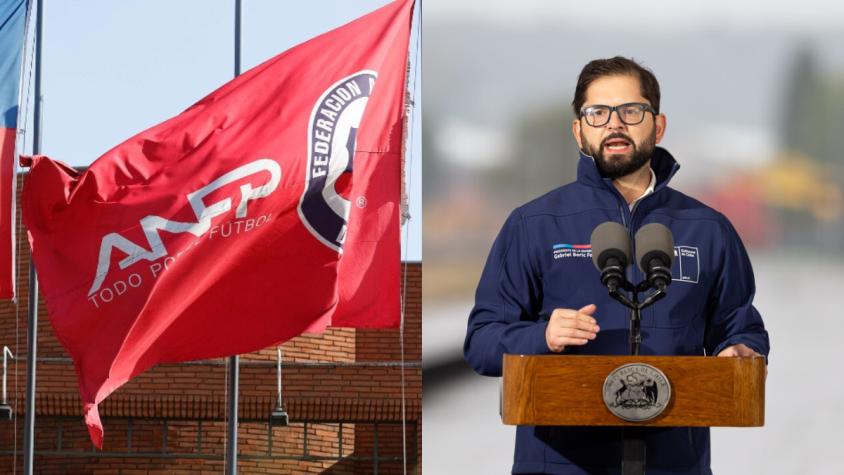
[602,275,667,475]
[606,280,666,356]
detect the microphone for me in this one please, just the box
[590,222,631,291]
[634,223,675,291]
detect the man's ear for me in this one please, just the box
[654,114,667,144]
[572,118,583,149]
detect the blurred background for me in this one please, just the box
[421,0,844,473]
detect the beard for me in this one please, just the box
[581,129,656,180]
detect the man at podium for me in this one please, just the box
[464,56,770,475]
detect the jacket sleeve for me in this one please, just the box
[704,214,770,360]
[464,210,548,377]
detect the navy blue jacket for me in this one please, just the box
[464,147,770,475]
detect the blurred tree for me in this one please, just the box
[485,103,579,205]
[421,110,448,199]
[825,79,844,167]
[780,44,844,167]
[777,44,844,251]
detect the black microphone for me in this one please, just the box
[590,222,631,292]
[634,223,675,291]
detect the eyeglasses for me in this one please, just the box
[579,102,656,127]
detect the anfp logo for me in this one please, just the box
[88,159,282,297]
[299,70,377,252]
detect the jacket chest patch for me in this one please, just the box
[672,246,699,283]
[552,243,592,260]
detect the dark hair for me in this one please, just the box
[572,56,661,115]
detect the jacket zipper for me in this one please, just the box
[615,192,641,284]
[617,202,635,284]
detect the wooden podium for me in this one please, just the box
[501,354,765,427]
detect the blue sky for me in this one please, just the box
[20,0,421,260]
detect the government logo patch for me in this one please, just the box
[552,243,592,260]
[671,245,700,283]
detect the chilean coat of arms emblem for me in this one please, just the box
[602,363,672,422]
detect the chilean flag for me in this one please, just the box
[0,0,27,299]
[22,0,413,448]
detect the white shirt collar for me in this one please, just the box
[629,167,657,210]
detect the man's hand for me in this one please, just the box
[546,304,600,353]
[716,343,762,357]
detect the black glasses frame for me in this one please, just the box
[579,102,657,127]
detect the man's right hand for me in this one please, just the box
[545,304,600,353]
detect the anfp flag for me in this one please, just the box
[0,0,27,299]
[22,0,413,448]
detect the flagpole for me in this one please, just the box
[225,1,242,474]
[23,0,44,473]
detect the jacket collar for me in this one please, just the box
[576,146,681,193]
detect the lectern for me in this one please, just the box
[501,354,766,472]
[502,354,765,426]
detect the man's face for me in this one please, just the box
[572,75,666,180]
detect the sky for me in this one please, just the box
[427,0,844,33]
[18,0,422,261]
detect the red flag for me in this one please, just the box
[0,0,28,299]
[22,0,413,448]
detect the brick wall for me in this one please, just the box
[0,175,422,474]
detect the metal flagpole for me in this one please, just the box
[225,2,242,474]
[23,0,44,473]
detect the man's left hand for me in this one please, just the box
[716,343,762,357]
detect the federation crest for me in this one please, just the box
[602,363,671,422]
[299,70,378,251]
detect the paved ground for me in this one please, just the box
[423,253,844,474]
